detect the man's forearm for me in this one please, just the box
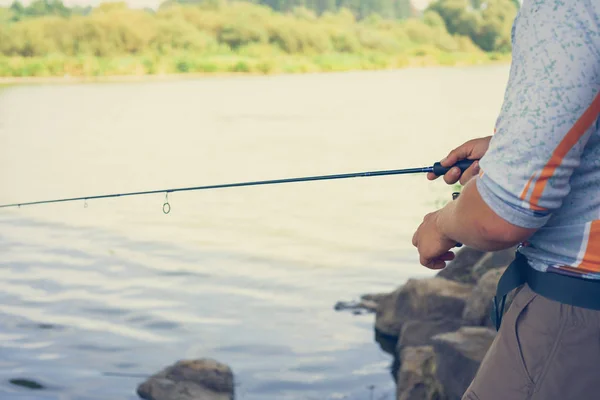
[435,179,537,252]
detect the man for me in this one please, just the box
[411,0,600,399]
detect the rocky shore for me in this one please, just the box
[365,246,517,400]
[135,247,516,400]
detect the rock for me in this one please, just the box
[361,292,389,303]
[462,267,506,327]
[462,266,518,328]
[398,318,463,349]
[437,247,487,284]
[137,359,234,400]
[334,299,378,313]
[374,293,399,337]
[470,247,516,282]
[433,327,496,400]
[360,300,381,312]
[375,278,472,337]
[10,378,45,390]
[374,328,399,357]
[397,346,446,400]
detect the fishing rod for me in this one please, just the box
[0,159,474,213]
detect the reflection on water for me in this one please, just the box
[0,66,508,399]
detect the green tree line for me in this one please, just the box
[0,0,517,78]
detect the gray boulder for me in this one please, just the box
[470,247,516,282]
[361,292,389,303]
[375,278,472,337]
[137,359,234,400]
[462,267,506,327]
[398,318,463,349]
[432,327,496,400]
[397,346,446,400]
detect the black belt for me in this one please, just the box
[492,252,600,330]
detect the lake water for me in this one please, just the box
[0,66,509,400]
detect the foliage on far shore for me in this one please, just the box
[0,0,517,78]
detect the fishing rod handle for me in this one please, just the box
[433,159,476,176]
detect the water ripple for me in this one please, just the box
[0,68,508,399]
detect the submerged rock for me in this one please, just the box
[432,327,496,400]
[9,378,45,390]
[334,299,378,314]
[375,277,472,337]
[137,359,234,400]
[335,292,390,315]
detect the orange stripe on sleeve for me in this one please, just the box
[519,172,547,211]
[520,172,535,201]
[528,93,600,209]
[578,221,600,273]
[529,204,548,212]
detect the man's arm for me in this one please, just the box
[436,178,536,252]
[411,177,536,269]
[413,0,600,269]
[426,136,534,250]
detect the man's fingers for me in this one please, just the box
[421,256,446,270]
[443,167,461,185]
[426,172,438,181]
[420,252,454,269]
[459,161,481,185]
[429,260,446,270]
[419,255,430,267]
[438,252,455,261]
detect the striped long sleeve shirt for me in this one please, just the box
[476,0,600,278]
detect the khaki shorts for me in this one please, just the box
[463,283,600,400]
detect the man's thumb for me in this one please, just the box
[442,144,473,167]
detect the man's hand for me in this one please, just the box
[412,210,458,269]
[427,136,492,185]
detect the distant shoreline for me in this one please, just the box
[0,59,510,86]
[0,72,250,85]
[1,0,516,86]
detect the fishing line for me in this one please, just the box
[0,160,474,213]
